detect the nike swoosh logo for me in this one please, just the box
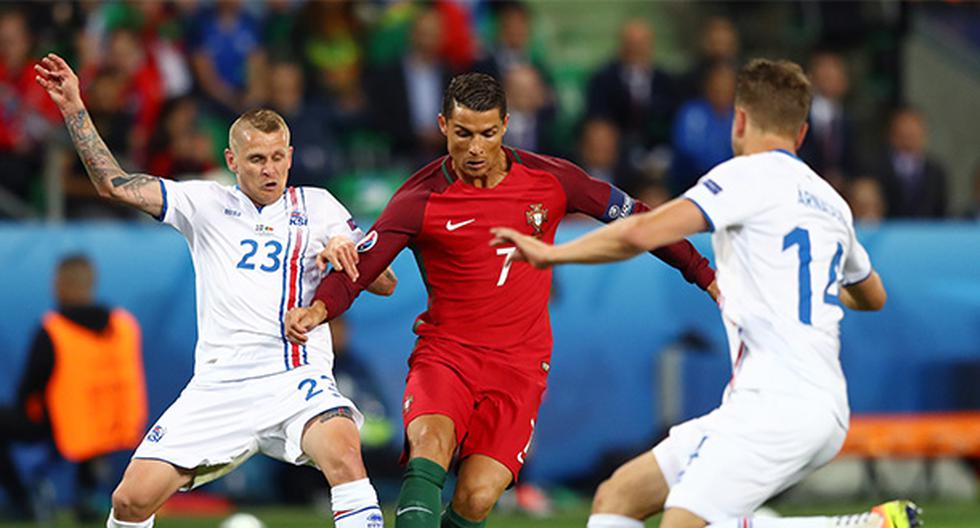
[396,506,433,516]
[446,219,476,231]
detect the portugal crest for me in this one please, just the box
[525,203,549,236]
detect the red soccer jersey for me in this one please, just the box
[314,147,714,365]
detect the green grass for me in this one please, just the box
[1,501,977,527]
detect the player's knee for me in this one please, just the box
[592,477,628,515]
[407,423,456,464]
[320,440,367,484]
[452,484,500,521]
[111,486,157,522]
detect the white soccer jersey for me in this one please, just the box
[159,180,362,382]
[684,150,872,419]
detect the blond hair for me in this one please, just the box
[228,109,291,152]
[735,59,812,136]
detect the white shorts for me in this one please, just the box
[653,389,846,522]
[134,365,363,489]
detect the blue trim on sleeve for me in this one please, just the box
[154,179,168,222]
[684,197,715,232]
[842,268,874,287]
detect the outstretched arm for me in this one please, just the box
[35,53,164,218]
[492,198,709,268]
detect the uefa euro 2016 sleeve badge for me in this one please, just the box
[525,203,548,237]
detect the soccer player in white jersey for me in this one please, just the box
[36,53,393,528]
[492,59,920,528]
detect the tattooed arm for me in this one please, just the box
[35,53,164,218]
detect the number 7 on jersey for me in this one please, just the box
[496,247,516,286]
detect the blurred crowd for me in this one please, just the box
[1,0,977,222]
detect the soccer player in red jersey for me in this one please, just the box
[285,73,717,528]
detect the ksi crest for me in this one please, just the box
[525,203,549,236]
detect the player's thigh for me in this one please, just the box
[300,407,367,486]
[402,352,473,464]
[459,369,546,481]
[113,458,192,512]
[592,450,670,520]
[660,396,842,522]
[135,380,256,476]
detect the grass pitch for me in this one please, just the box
[1,500,977,527]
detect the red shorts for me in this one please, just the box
[401,338,549,481]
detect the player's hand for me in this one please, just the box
[489,227,554,269]
[284,300,328,345]
[707,280,721,303]
[34,53,83,114]
[316,236,360,281]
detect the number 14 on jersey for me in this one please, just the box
[783,227,844,324]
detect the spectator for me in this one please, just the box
[0,9,60,207]
[680,16,740,96]
[799,51,860,188]
[298,0,373,147]
[575,118,641,190]
[0,255,146,522]
[670,61,735,193]
[187,0,267,117]
[848,177,887,226]
[146,96,215,179]
[265,0,304,62]
[268,61,338,188]
[473,1,548,83]
[874,107,948,218]
[503,64,558,155]
[80,2,193,100]
[300,0,362,90]
[366,7,451,161]
[586,18,677,150]
[105,28,164,163]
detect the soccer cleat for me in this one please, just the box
[870,500,922,528]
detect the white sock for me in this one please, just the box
[331,478,383,528]
[587,513,645,528]
[106,509,155,527]
[708,512,883,528]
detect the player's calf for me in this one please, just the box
[303,407,368,484]
[590,451,669,521]
[302,408,383,528]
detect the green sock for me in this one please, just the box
[441,506,487,528]
[395,457,447,528]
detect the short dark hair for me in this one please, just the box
[735,59,812,136]
[442,73,507,120]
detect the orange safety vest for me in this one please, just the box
[43,309,148,462]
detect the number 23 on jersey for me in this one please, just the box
[237,239,283,272]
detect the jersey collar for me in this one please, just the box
[772,148,801,160]
[233,184,286,214]
[442,147,516,189]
